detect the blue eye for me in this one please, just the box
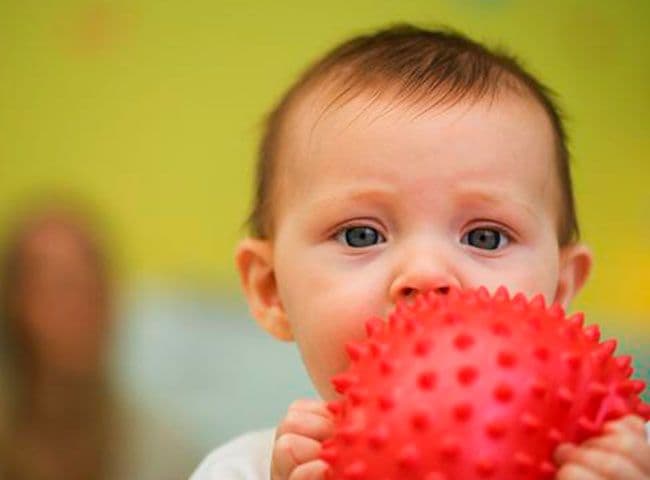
[336,226,386,248]
[462,227,509,250]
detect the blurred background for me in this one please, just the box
[0,0,648,478]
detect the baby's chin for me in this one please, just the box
[307,357,351,401]
[311,376,339,402]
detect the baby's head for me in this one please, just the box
[236,25,592,400]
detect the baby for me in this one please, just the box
[191,25,650,480]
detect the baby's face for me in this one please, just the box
[267,92,583,400]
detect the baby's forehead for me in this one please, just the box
[274,88,561,226]
[286,81,547,143]
[281,85,555,176]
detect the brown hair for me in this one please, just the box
[247,24,579,245]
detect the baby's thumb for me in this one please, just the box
[553,443,576,465]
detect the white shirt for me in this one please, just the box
[190,429,274,480]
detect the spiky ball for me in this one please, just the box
[320,286,650,480]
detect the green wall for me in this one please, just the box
[1,0,649,322]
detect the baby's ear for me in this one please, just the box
[554,242,593,309]
[235,237,293,341]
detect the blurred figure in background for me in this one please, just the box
[0,198,197,480]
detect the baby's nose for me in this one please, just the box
[400,285,449,299]
[389,271,459,305]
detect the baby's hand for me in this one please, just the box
[554,415,650,479]
[271,399,335,480]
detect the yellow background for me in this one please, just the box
[1,1,649,323]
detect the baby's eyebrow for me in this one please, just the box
[455,189,540,222]
[304,185,541,228]
[308,185,398,209]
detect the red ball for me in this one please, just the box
[320,286,650,480]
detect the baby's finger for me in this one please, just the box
[289,459,329,480]
[556,463,603,480]
[579,432,650,474]
[286,399,334,419]
[603,415,646,437]
[554,443,577,465]
[272,433,322,480]
[557,445,645,480]
[275,406,335,441]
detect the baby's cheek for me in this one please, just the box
[292,322,349,398]
[287,282,388,398]
[486,266,558,303]
[304,344,348,400]
[301,320,369,400]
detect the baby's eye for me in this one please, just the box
[461,227,510,251]
[335,226,386,248]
